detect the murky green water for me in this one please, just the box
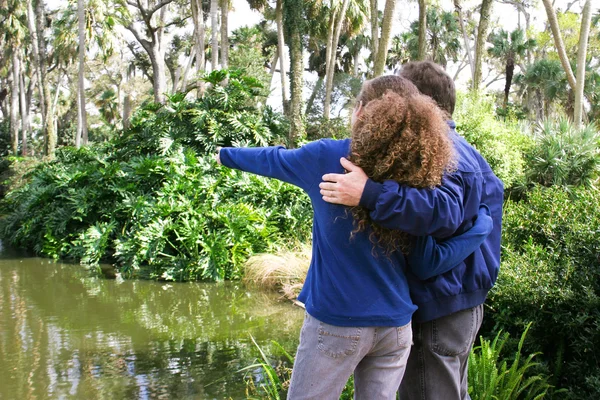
[0,245,304,399]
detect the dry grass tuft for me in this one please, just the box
[243,247,311,300]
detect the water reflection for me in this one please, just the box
[0,253,303,399]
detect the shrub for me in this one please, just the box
[521,118,600,190]
[468,324,555,400]
[485,186,600,397]
[0,70,312,281]
[454,92,531,189]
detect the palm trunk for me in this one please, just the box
[220,0,229,69]
[276,0,288,113]
[473,0,493,91]
[324,0,351,120]
[283,0,305,144]
[210,0,219,70]
[77,0,88,147]
[34,0,56,157]
[541,0,576,91]
[417,0,427,60]
[454,0,474,82]
[19,56,30,156]
[370,0,378,74]
[573,0,592,129]
[191,0,205,97]
[504,55,514,108]
[306,75,324,116]
[373,0,397,77]
[10,51,20,155]
[123,65,133,131]
[26,0,45,124]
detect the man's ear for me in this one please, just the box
[355,100,363,116]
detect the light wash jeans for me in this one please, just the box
[398,304,484,400]
[287,312,412,400]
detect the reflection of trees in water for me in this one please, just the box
[0,259,304,398]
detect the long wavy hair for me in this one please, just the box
[349,75,456,254]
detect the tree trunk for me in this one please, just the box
[373,0,397,77]
[150,46,167,104]
[191,0,205,97]
[276,0,288,114]
[370,0,378,73]
[417,0,427,60]
[34,0,56,157]
[77,0,88,148]
[19,55,30,156]
[211,0,219,70]
[123,65,133,131]
[541,0,576,91]
[220,0,229,69]
[283,0,305,144]
[305,75,323,116]
[324,0,350,120]
[454,0,474,82]
[27,0,45,125]
[504,54,514,108]
[573,0,592,129]
[10,51,20,155]
[473,0,493,91]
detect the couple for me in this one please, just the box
[217,61,503,400]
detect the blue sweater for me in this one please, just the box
[360,121,504,323]
[221,138,493,327]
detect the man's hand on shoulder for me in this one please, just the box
[319,157,368,206]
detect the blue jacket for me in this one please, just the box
[220,138,493,327]
[360,121,504,323]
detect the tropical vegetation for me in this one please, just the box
[1,0,600,398]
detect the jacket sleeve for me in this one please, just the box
[359,172,465,237]
[219,142,321,192]
[407,205,493,280]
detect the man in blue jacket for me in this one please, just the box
[319,61,504,399]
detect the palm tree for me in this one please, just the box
[417,0,427,60]
[473,0,493,90]
[283,0,305,143]
[517,59,566,119]
[406,6,462,68]
[453,0,474,82]
[541,0,576,92]
[487,28,536,108]
[77,0,88,147]
[386,33,410,71]
[211,0,219,70]
[373,0,397,77]
[574,0,592,128]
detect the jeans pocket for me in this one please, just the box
[431,307,479,357]
[317,322,362,358]
[397,322,413,348]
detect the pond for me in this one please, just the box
[0,244,304,399]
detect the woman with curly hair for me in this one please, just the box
[216,75,491,400]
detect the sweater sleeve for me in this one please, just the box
[219,142,321,192]
[359,172,465,237]
[407,205,493,280]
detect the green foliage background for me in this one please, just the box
[0,70,311,281]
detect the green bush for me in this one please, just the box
[0,70,312,281]
[454,92,531,189]
[485,186,600,397]
[469,324,554,400]
[521,118,600,190]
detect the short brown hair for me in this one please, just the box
[398,61,456,117]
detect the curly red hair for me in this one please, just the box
[349,75,456,254]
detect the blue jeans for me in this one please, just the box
[287,313,412,400]
[398,304,484,400]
